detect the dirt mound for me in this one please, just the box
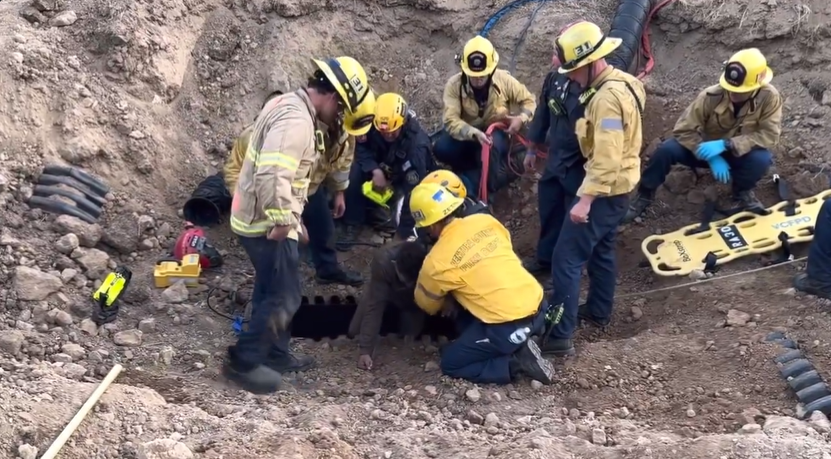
[1,362,830,458]
[3,0,831,456]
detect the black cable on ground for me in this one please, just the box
[205,287,249,322]
[509,1,546,74]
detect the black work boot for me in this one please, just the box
[623,189,654,223]
[222,353,283,394]
[577,304,611,328]
[266,352,316,373]
[732,190,764,212]
[523,257,552,277]
[509,340,555,385]
[367,206,392,227]
[793,273,831,300]
[336,225,360,252]
[541,338,576,357]
[315,268,364,287]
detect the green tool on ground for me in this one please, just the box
[92,266,132,325]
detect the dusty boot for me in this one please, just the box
[623,189,654,223]
[793,273,831,300]
[541,338,576,357]
[732,190,764,212]
[266,352,316,373]
[222,360,283,394]
[315,268,364,287]
[522,257,551,277]
[336,225,360,252]
[510,340,555,385]
[577,304,611,328]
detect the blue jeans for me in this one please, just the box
[441,304,546,384]
[228,236,300,370]
[808,198,831,285]
[640,138,773,193]
[548,195,629,340]
[301,188,339,276]
[433,130,510,201]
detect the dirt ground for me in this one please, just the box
[2,0,831,457]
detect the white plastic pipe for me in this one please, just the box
[40,364,124,459]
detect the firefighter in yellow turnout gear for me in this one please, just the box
[626,48,782,222]
[224,91,371,287]
[435,36,536,201]
[541,21,646,356]
[226,56,375,394]
[410,182,555,385]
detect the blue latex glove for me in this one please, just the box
[696,139,727,161]
[708,156,731,184]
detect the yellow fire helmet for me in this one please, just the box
[461,35,499,78]
[311,56,372,114]
[409,182,465,228]
[555,21,622,74]
[373,93,408,133]
[343,88,376,136]
[420,169,467,200]
[719,48,773,93]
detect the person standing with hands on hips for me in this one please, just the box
[540,22,646,357]
[226,56,376,394]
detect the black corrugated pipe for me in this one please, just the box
[606,0,653,74]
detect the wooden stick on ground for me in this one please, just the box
[40,364,124,459]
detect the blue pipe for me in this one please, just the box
[480,0,551,37]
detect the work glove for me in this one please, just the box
[695,139,727,161]
[708,156,732,184]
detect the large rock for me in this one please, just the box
[0,330,25,354]
[74,248,110,279]
[53,215,102,247]
[101,215,140,254]
[13,266,63,300]
[137,439,194,459]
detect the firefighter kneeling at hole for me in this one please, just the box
[338,93,435,249]
[227,56,375,394]
[625,48,782,223]
[435,36,536,201]
[542,21,645,357]
[410,182,555,385]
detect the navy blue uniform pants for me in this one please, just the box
[548,195,629,340]
[441,303,546,384]
[433,130,510,201]
[640,138,773,193]
[534,167,583,267]
[228,236,301,370]
[343,163,415,237]
[808,198,831,285]
[301,187,339,276]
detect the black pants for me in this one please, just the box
[534,166,583,267]
[228,235,301,370]
[301,188,339,276]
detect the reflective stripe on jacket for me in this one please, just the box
[230,90,320,240]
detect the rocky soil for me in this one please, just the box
[2,0,831,457]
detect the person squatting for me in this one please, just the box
[222,19,789,393]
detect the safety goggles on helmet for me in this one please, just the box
[343,89,376,136]
[718,48,773,94]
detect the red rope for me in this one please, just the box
[479,1,677,203]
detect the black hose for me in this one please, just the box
[509,1,547,74]
[33,185,102,218]
[28,196,99,223]
[42,164,110,197]
[606,0,653,74]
